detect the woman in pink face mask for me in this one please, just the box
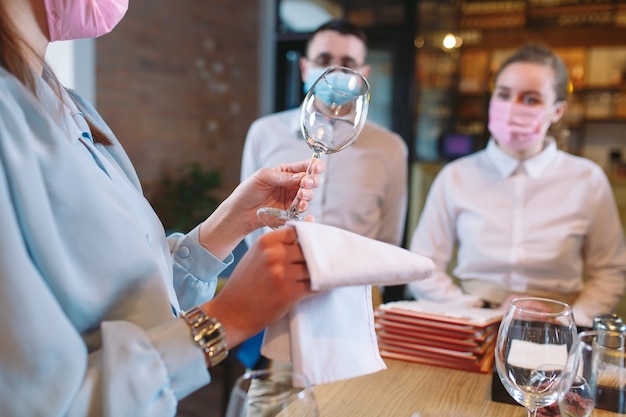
[0,1,325,416]
[487,47,568,159]
[408,44,626,332]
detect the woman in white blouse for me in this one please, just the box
[408,44,626,327]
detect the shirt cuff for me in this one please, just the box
[170,225,234,280]
[148,318,212,399]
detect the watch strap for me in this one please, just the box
[181,306,228,368]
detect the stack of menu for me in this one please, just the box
[375,300,503,373]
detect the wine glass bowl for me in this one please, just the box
[225,368,318,417]
[257,66,370,229]
[300,67,369,154]
[495,297,577,417]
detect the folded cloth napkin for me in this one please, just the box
[261,221,435,386]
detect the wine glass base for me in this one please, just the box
[257,207,303,230]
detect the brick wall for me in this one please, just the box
[97,0,260,202]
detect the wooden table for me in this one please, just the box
[313,359,619,417]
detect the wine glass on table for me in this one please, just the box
[495,297,577,417]
[256,66,370,229]
[226,368,318,417]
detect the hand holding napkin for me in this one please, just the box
[261,221,435,385]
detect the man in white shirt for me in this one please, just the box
[239,18,408,372]
[242,19,408,250]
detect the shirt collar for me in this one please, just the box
[486,139,519,178]
[486,138,558,178]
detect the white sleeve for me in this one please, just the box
[241,119,267,248]
[377,136,408,246]
[407,168,481,307]
[573,171,626,327]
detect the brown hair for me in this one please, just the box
[495,43,570,103]
[306,19,369,58]
[0,4,112,145]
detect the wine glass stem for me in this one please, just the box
[527,409,537,417]
[287,151,321,217]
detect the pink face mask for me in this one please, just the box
[487,100,549,152]
[44,0,129,42]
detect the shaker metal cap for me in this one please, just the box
[593,313,626,332]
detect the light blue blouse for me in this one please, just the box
[0,67,233,416]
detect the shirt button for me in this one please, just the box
[178,246,190,258]
[145,233,153,245]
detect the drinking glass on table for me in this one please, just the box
[495,297,577,417]
[256,66,370,230]
[226,368,318,417]
[557,329,626,416]
[555,374,594,417]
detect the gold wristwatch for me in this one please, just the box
[181,307,228,368]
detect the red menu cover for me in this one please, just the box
[375,301,503,374]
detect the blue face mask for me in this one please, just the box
[303,67,362,106]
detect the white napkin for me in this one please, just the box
[507,340,569,370]
[261,221,435,385]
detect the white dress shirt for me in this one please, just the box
[241,107,408,247]
[408,138,626,327]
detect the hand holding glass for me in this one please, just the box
[257,66,370,229]
[494,297,577,417]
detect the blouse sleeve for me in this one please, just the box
[573,169,626,327]
[407,166,481,306]
[168,226,233,311]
